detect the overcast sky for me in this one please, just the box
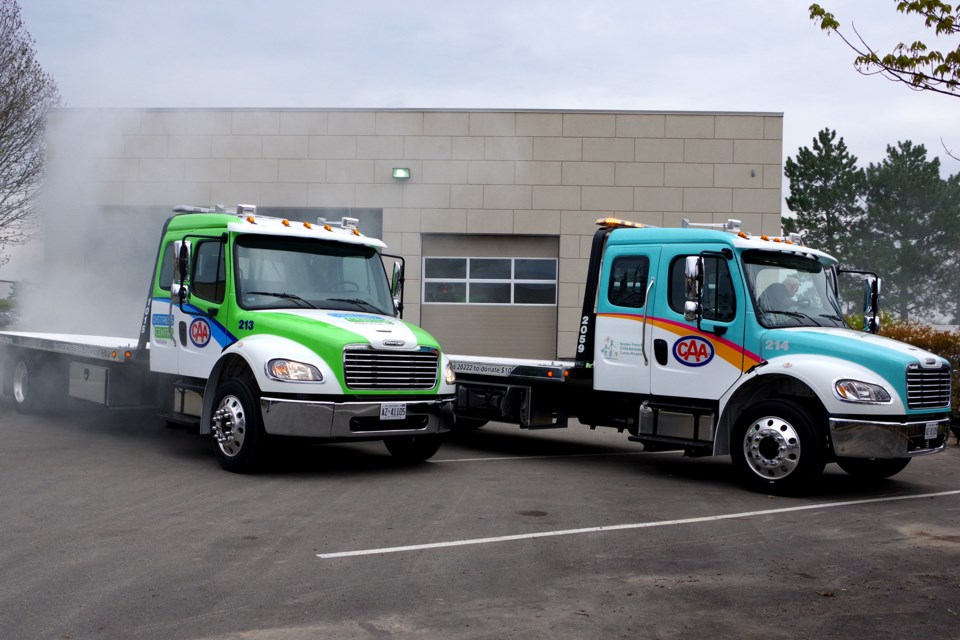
[17,0,960,185]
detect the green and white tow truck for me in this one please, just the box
[0,205,457,472]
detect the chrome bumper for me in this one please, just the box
[259,396,455,438]
[829,416,950,458]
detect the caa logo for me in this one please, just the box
[189,318,211,348]
[673,335,714,367]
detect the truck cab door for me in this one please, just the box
[175,238,231,379]
[592,246,661,395]
[648,246,747,400]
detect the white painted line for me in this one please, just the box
[317,489,960,559]
[435,451,654,463]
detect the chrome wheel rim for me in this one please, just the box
[743,415,801,480]
[213,394,247,458]
[13,361,28,405]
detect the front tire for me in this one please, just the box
[836,457,910,480]
[383,434,443,463]
[731,400,826,494]
[210,378,268,473]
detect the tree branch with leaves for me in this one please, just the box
[810,1,960,98]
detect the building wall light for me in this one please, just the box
[392,167,411,180]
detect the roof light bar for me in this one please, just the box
[595,217,651,229]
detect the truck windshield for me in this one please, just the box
[742,250,847,330]
[234,235,395,315]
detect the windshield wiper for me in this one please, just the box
[819,313,845,323]
[246,291,318,309]
[762,309,819,325]
[325,298,386,314]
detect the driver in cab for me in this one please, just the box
[759,275,800,311]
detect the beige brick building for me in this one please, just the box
[43,108,783,357]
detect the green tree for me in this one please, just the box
[861,141,959,321]
[810,1,960,99]
[0,0,61,267]
[783,128,865,260]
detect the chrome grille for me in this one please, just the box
[343,347,439,390]
[906,364,951,409]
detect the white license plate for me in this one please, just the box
[924,422,939,440]
[380,403,406,421]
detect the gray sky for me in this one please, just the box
[16,0,960,187]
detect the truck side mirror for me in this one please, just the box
[391,260,404,317]
[863,276,881,334]
[172,240,191,303]
[684,256,703,322]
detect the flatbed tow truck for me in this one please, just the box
[0,205,457,472]
[450,217,953,493]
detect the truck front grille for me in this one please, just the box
[343,347,439,390]
[906,364,951,409]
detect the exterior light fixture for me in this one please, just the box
[392,167,411,180]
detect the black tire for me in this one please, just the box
[731,400,826,494]
[210,378,268,473]
[835,457,910,480]
[383,434,443,463]
[10,356,64,415]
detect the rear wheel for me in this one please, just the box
[12,358,37,414]
[731,400,826,494]
[210,378,268,473]
[11,357,64,414]
[836,457,910,480]
[384,434,443,463]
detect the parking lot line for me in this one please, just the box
[316,489,960,559]
[435,451,652,463]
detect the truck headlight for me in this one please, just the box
[444,362,456,385]
[834,379,891,403]
[267,359,323,382]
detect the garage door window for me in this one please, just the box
[423,257,557,305]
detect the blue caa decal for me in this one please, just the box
[189,318,212,347]
[673,335,714,367]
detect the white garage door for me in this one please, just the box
[420,235,559,359]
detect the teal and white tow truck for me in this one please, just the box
[0,205,456,472]
[451,217,953,493]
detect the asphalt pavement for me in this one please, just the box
[1,399,958,639]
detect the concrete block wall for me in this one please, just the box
[47,108,783,358]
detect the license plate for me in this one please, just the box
[924,422,939,440]
[380,403,406,421]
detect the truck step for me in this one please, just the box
[629,434,713,456]
[161,412,202,431]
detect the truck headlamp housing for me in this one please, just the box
[834,379,891,404]
[267,359,324,382]
[444,362,457,385]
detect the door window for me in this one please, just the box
[607,256,650,308]
[191,241,226,303]
[669,255,736,322]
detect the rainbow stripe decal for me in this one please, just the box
[597,313,763,372]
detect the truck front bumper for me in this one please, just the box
[259,395,455,439]
[829,416,950,458]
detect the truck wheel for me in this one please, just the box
[731,400,825,494]
[835,457,910,480]
[11,357,65,414]
[384,434,443,463]
[12,358,40,414]
[210,379,268,473]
